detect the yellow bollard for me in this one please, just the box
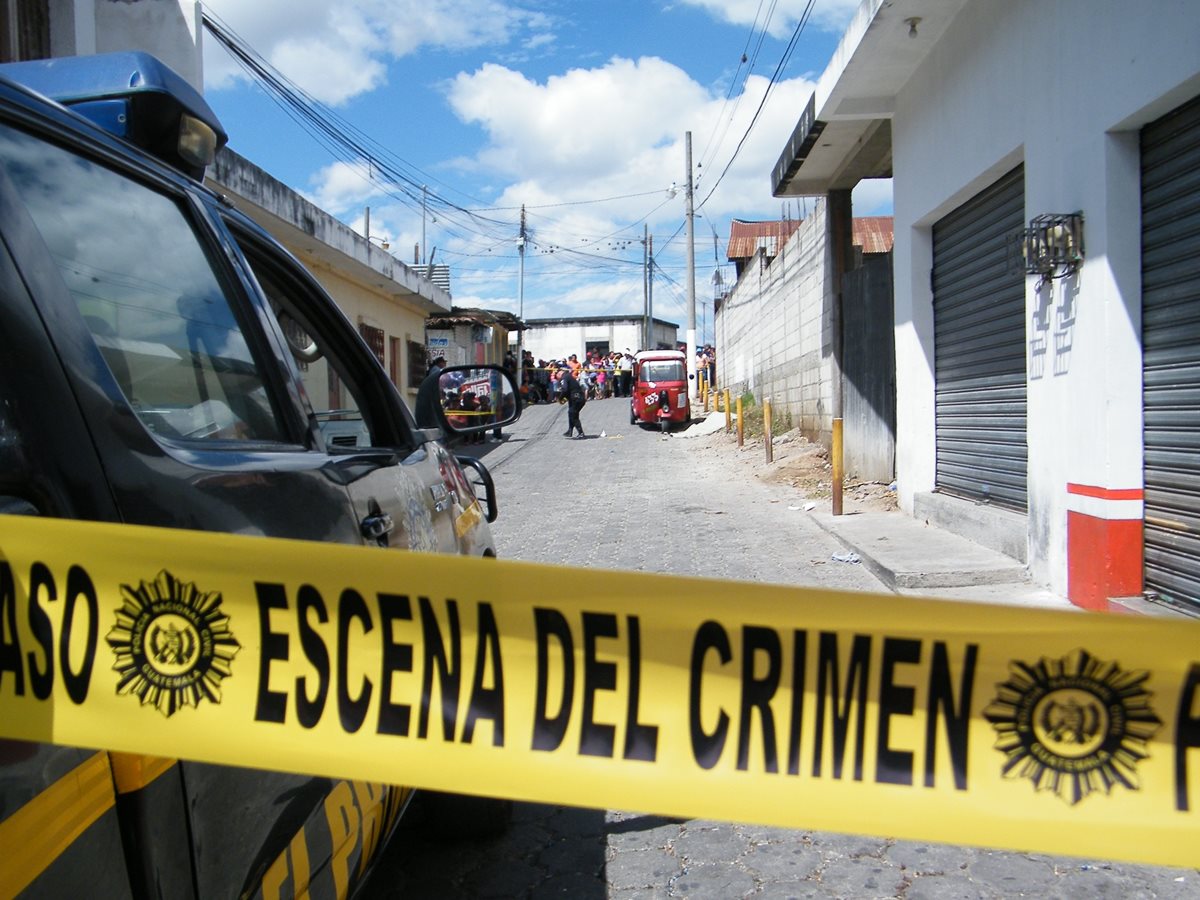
[724,389,731,433]
[832,417,844,517]
[764,398,773,463]
[736,396,744,447]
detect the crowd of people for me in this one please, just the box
[518,349,637,405]
[514,345,719,406]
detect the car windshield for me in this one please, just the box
[641,360,685,382]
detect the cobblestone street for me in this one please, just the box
[365,397,1197,898]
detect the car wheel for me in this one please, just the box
[630,404,637,424]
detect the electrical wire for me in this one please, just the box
[696,0,816,213]
[200,3,740,319]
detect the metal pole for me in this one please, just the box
[685,131,697,395]
[643,224,649,349]
[832,418,845,512]
[647,236,654,348]
[517,205,526,386]
[421,185,427,266]
[764,398,773,463]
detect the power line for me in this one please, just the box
[696,0,816,212]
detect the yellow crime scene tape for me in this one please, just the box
[1,514,1198,869]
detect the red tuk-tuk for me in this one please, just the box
[630,349,691,429]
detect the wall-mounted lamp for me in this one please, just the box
[368,235,391,251]
[905,17,921,38]
[1018,212,1084,286]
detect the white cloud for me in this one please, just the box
[201,1,870,317]
[202,0,548,104]
[675,0,864,37]
[306,160,381,213]
[444,58,818,243]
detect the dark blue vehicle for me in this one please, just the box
[0,52,516,898]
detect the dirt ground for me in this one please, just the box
[687,419,899,515]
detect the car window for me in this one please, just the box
[0,121,287,443]
[642,361,685,382]
[233,238,382,452]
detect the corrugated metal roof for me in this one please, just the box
[853,216,894,254]
[428,306,525,330]
[726,218,803,261]
[725,216,894,260]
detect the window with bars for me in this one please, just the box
[358,322,385,367]
[407,340,426,389]
[389,336,401,387]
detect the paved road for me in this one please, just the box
[365,397,1196,898]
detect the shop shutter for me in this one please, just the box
[1142,93,1200,610]
[931,165,1027,510]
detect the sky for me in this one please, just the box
[199,0,893,343]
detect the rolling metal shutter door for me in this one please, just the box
[1142,94,1200,610]
[932,165,1027,511]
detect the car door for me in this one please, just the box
[225,223,492,558]
[0,109,384,896]
[0,115,365,545]
[0,191,141,899]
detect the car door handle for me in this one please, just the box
[361,510,395,541]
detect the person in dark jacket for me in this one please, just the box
[414,356,446,429]
[561,370,586,438]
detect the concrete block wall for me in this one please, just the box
[715,199,835,446]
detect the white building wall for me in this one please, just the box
[715,201,834,443]
[54,1,204,90]
[523,320,673,364]
[892,0,1200,593]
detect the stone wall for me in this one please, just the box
[714,199,835,447]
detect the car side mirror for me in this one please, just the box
[421,365,521,435]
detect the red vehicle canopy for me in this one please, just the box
[631,350,690,425]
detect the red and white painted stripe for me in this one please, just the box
[1066,483,1144,612]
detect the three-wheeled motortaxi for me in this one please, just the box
[629,349,690,430]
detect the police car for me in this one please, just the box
[0,52,517,897]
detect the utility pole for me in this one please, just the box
[685,131,697,396]
[517,204,526,386]
[648,234,654,349]
[421,185,428,266]
[642,224,649,349]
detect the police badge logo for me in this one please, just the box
[107,570,240,717]
[984,648,1161,804]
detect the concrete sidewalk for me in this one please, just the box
[808,508,1077,610]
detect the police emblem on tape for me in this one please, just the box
[106,570,240,717]
[984,648,1161,804]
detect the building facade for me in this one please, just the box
[715,207,895,480]
[426,308,522,369]
[771,0,1200,613]
[521,315,678,363]
[210,150,450,399]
